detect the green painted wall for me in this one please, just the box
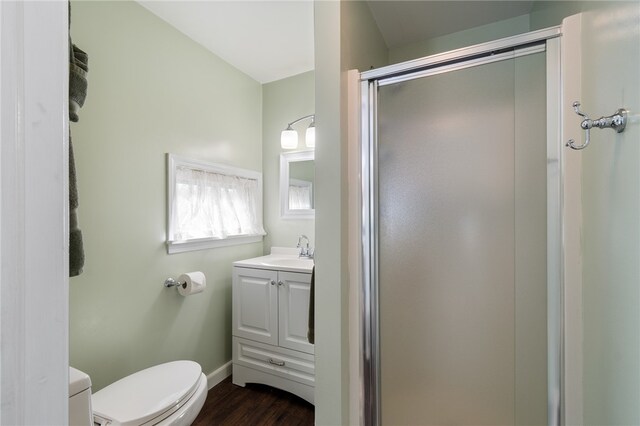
[387,2,625,65]
[69,1,263,391]
[578,2,640,424]
[529,1,609,30]
[289,160,315,183]
[314,1,388,424]
[340,0,390,70]
[262,71,315,252]
[314,3,345,423]
[389,14,530,63]
[529,2,640,423]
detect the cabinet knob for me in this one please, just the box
[270,280,275,286]
[278,280,284,286]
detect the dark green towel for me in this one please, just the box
[307,266,315,344]
[69,43,88,122]
[69,4,88,277]
[69,140,84,276]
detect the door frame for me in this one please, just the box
[358,26,565,426]
[0,2,69,424]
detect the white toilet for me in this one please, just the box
[69,360,208,426]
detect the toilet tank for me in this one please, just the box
[69,367,93,426]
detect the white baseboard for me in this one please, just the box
[206,361,232,390]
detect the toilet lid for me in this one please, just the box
[92,360,202,426]
[69,366,92,397]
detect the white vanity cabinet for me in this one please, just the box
[231,251,314,404]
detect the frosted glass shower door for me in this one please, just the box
[377,52,547,425]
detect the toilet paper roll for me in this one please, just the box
[177,271,206,296]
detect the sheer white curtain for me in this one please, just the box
[172,166,266,241]
[288,184,312,210]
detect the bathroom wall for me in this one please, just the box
[528,1,597,30]
[578,3,640,424]
[314,1,388,424]
[387,2,619,64]
[69,1,263,391]
[530,2,640,423]
[314,5,347,423]
[340,1,390,70]
[389,14,530,63]
[262,71,315,252]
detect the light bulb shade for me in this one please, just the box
[281,128,298,149]
[305,125,315,148]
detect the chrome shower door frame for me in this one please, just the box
[360,27,564,426]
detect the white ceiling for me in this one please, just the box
[138,1,315,84]
[138,1,536,84]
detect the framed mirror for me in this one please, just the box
[280,150,314,219]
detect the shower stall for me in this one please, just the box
[360,28,563,425]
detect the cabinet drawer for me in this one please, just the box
[233,337,315,387]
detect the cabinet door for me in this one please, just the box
[233,267,278,345]
[278,271,314,354]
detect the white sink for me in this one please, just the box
[233,248,314,273]
[258,257,313,269]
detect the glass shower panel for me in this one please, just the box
[377,52,546,425]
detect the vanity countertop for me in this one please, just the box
[233,247,314,274]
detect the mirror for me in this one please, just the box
[280,150,314,219]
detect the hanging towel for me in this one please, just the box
[69,138,84,276]
[69,4,89,277]
[69,43,88,122]
[307,266,315,344]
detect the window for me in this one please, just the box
[167,154,265,254]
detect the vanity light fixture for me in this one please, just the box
[305,118,315,148]
[281,114,315,149]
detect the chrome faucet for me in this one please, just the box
[297,235,314,259]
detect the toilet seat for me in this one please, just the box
[92,360,205,426]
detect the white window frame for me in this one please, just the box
[166,154,264,254]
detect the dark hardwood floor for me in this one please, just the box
[192,376,315,425]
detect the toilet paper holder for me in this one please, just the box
[164,277,186,289]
